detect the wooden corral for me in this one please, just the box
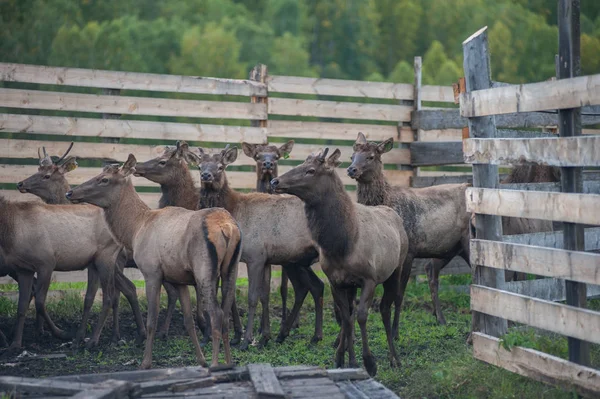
[0,364,399,398]
[460,4,600,395]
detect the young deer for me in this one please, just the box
[66,155,242,369]
[17,144,146,344]
[348,133,471,326]
[133,141,243,344]
[271,148,409,377]
[241,140,302,330]
[191,146,324,349]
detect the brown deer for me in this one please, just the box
[133,141,243,344]
[0,196,118,351]
[16,144,146,345]
[348,133,471,326]
[66,154,242,369]
[271,148,409,377]
[190,145,324,350]
[241,140,300,330]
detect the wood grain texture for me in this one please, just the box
[247,363,286,398]
[267,120,412,142]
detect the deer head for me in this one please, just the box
[133,141,198,184]
[242,140,294,178]
[66,154,137,208]
[347,132,393,182]
[271,148,342,202]
[17,142,77,203]
[190,145,238,191]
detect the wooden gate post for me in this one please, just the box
[462,27,507,337]
[249,64,268,129]
[557,0,590,367]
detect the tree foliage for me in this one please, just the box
[2,0,599,83]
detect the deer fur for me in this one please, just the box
[66,154,242,369]
[133,142,243,344]
[348,133,471,326]
[271,148,409,377]
[0,196,118,350]
[191,145,324,349]
[17,145,146,345]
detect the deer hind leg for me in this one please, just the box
[356,280,377,376]
[307,266,325,344]
[34,266,70,341]
[157,281,179,340]
[114,269,146,344]
[74,267,100,346]
[382,269,401,368]
[141,276,162,369]
[178,285,207,367]
[230,297,242,346]
[220,260,238,365]
[280,267,289,328]
[392,254,414,340]
[86,262,115,349]
[9,271,35,349]
[240,260,265,351]
[276,265,309,343]
[425,258,449,325]
[258,266,272,348]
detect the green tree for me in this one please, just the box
[270,32,316,76]
[388,60,413,83]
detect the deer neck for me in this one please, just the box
[256,167,277,194]
[159,167,199,210]
[199,174,240,214]
[45,180,71,205]
[103,181,150,251]
[304,176,358,261]
[356,167,390,206]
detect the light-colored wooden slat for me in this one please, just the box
[471,239,600,285]
[460,73,600,117]
[0,88,267,120]
[503,228,600,251]
[420,85,456,103]
[267,75,414,100]
[0,62,266,97]
[463,136,600,167]
[0,139,411,166]
[473,332,600,398]
[268,97,412,122]
[470,285,600,344]
[417,129,463,142]
[0,113,267,143]
[267,120,413,142]
[466,188,600,225]
[1,189,160,209]
[583,129,600,135]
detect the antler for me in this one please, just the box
[55,142,74,164]
[39,146,53,167]
[319,147,329,161]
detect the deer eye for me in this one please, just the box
[159,160,167,166]
[306,168,315,176]
[218,165,223,171]
[368,155,374,161]
[101,178,109,183]
[43,174,51,180]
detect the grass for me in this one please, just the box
[0,275,597,398]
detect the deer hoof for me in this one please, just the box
[310,335,322,345]
[389,356,400,369]
[139,360,152,370]
[275,332,287,344]
[437,315,447,325]
[230,334,241,346]
[239,340,250,351]
[85,339,99,350]
[363,355,378,377]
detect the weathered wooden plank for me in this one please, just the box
[0,376,95,395]
[500,181,600,194]
[504,278,600,302]
[470,285,600,344]
[0,88,267,120]
[170,376,216,393]
[267,120,412,142]
[413,171,600,188]
[0,62,266,97]
[410,141,463,166]
[503,228,600,251]
[421,85,455,103]
[463,136,600,166]
[411,109,600,130]
[470,239,600,285]
[49,366,209,384]
[353,379,401,399]
[418,129,462,142]
[466,187,600,225]
[267,75,414,100]
[0,113,267,143]
[274,366,327,380]
[326,369,370,382]
[247,363,286,398]
[411,257,471,277]
[459,74,600,118]
[473,332,600,398]
[268,97,412,122]
[71,380,137,399]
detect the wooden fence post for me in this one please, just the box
[249,64,268,129]
[462,27,507,338]
[557,0,590,367]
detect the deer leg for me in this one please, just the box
[275,266,309,343]
[221,263,238,365]
[141,276,161,370]
[280,267,289,328]
[86,263,115,349]
[258,266,272,348]
[195,288,211,347]
[392,254,414,340]
[0,329,7,348]
[306,266,324,344]
[178,285,207,367]
[382,269,401,368]
[157,281,179,340]
[34,266,70,341]
[331,286,351,369]
[240,261,264,351]
[346,287,358,368]
[9,271,34,349]
[230,297,242,346]
[74,267,100,346]
[425,258,448,325]
[114,270,146,344]
[356,280,377,376]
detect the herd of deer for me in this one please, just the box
[0,133,559,376]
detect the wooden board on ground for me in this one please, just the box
[248,363,286,398]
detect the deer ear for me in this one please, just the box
[174,141,189,158]
[222,146,238,165]
[58,157,78,174]
[356,132,367,144]
[121,154,137,177]
[182,148,201,166]
[241,142,256,158]
[278,140,294,159]
[377,137,394,154]
[326,148,342,168]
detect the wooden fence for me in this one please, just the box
[460,9,600,395]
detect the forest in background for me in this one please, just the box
[1,0,599,85]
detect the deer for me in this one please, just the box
[241,140,302,331]
[66,154,242,370]
[271,148,409,377]
[0,195,118,351]
[133,141,243,345]
[16,144,146,345]
[348,133,471,327]
[189,145,324,350]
